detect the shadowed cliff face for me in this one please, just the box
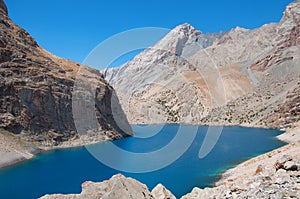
[0,0,132,146]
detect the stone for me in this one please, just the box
[275,169,291,185]
[255,165,264,174]
[275,155,293,170]
[40,174,154,199]
[283,161,298,171]
[151,184,176,199]
[181,187,216,199]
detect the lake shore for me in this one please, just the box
[216,126,300,186]
[0,123,296,170]
[0,129,126,169]
[39,124,300,199]
[181,123,300,198]
[216,122,300,185]
[1,123,299,198]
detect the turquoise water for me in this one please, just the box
[0,125,285,198]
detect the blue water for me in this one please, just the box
[0,125,285,199]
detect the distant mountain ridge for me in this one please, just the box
[104,1,300,129]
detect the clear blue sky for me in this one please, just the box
[5,0,294,63]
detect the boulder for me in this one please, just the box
[151,184,176,199]
[40,174,154,199]
[283,161,298,171]
[274,155,293,170]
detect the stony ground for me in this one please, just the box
[180,125,300,199]
[183,145,300,198]
[0,129,40,168]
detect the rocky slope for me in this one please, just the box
[0,129,41,168]
[104,1,300,129]
[200,1,300,130]
[0,0,131,167]
[181,125,300,198]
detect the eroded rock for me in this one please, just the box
[151,184,176,199]
[41,174,154,199]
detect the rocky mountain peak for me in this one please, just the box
[104,1,300,126]
[282,0,300,21]
[0,0,7,15]
[232,26,249,32]
[153,23,222,58]
[173,23,202,36]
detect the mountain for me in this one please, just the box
[36,1,300,199]
[0,0,131,167]
[104,1,300,129]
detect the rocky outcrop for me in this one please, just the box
[0,0,131,149]
[41,174,177,199]
[41,174,158,199]
[151,184,176,199]
[104,1,300,128]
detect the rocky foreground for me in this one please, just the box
[41,174,176,199]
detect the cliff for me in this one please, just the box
[0,0,132,167]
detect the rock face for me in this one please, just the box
[103,24,227,124]
[0,0,7,15]
[200,2,300,130]
[104,1,300,128]
[151,184,176,199]
[0,0,131,148]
